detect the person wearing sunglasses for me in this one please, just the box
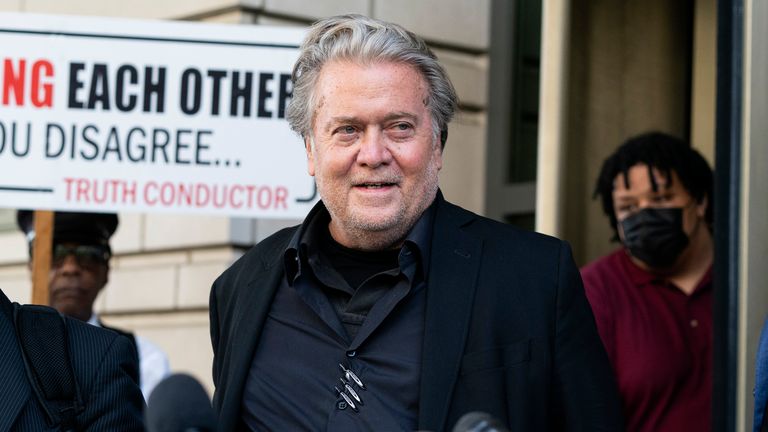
[17,210,170,400]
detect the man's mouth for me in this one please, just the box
[356,182,396,189]
[51,286,83,298]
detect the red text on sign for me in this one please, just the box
[2,58,54,108]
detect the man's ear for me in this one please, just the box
[433,142,443,172]
[696,195,709,218]
[305,137,316,176]
[99,263,110,291]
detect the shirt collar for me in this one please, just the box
[283,200,327,283]
[87,313,101,327]
[402,198,435,277]
[618,248,713,293]
[618,249,657,286]
[283,195,438,283]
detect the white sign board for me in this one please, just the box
[0,13,316,218]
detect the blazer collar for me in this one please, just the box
[0,291,32,430]
[417,195,483,431]
[217,246,288,430]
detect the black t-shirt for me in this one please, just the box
[319,227,400,290]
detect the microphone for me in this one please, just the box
[146,373,217,432]
[452,411,510,432]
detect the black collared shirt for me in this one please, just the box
[241,199,435,431]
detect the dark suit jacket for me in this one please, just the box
[210,195,623,431]
[0,290,144,431]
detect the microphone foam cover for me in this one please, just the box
[146,373,217,432]
[452,411,509,432]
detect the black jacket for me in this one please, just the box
[0,290,144,431]
[210,195,623,431]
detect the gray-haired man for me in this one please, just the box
[210,14,622,431]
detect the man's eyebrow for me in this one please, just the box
[381,111,419,123]
[327,116,361,124]
[612,194,635,202]
[321,116,360,133]
[323,112,420,129]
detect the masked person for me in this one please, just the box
[581,132,714,432]
[17,211,171,400]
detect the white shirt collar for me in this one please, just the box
[87,313,101,327]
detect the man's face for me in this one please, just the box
[307,60,443,250]
[612,164,707,266]
[47,243,108,322]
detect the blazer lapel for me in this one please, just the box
[418,199,483,431]
[218,258,284,428]
[0,295,32,431]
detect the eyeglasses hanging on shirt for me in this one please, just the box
[335,363,366,412]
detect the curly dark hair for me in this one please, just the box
[594,131,714,241]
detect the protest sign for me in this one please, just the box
[0,13,314,218]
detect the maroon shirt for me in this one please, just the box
[581,249,712,432]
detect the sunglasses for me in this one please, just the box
[52,245,110,269]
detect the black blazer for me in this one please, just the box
[210,196,623,431]
[0,290,144,431]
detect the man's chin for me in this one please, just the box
[50,297,89,319]
[342,212,416,248]
[346,211,402,232]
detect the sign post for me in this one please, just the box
[31,210,53,305]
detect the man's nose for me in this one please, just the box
[637,199,658,210]
[356,131,392,168]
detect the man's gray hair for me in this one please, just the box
[286,14,458,147]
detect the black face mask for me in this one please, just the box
[620,207,689,269]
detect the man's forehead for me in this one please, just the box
[312,61,431,127]
[612,165,675,193]
[314,60,427,94]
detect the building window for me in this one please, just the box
[508,0,541,183]
[486,0,542,229]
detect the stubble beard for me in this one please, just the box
[317,155,441,251]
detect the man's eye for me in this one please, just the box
[390,122,415,132]
[389,123,414,138]
[337,126,356,135]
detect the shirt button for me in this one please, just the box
[690,319,699,328]
[337,401,347,410]
[346,350,356,358]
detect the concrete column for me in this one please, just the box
[737,1,768,429]
[535,0,570,237]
